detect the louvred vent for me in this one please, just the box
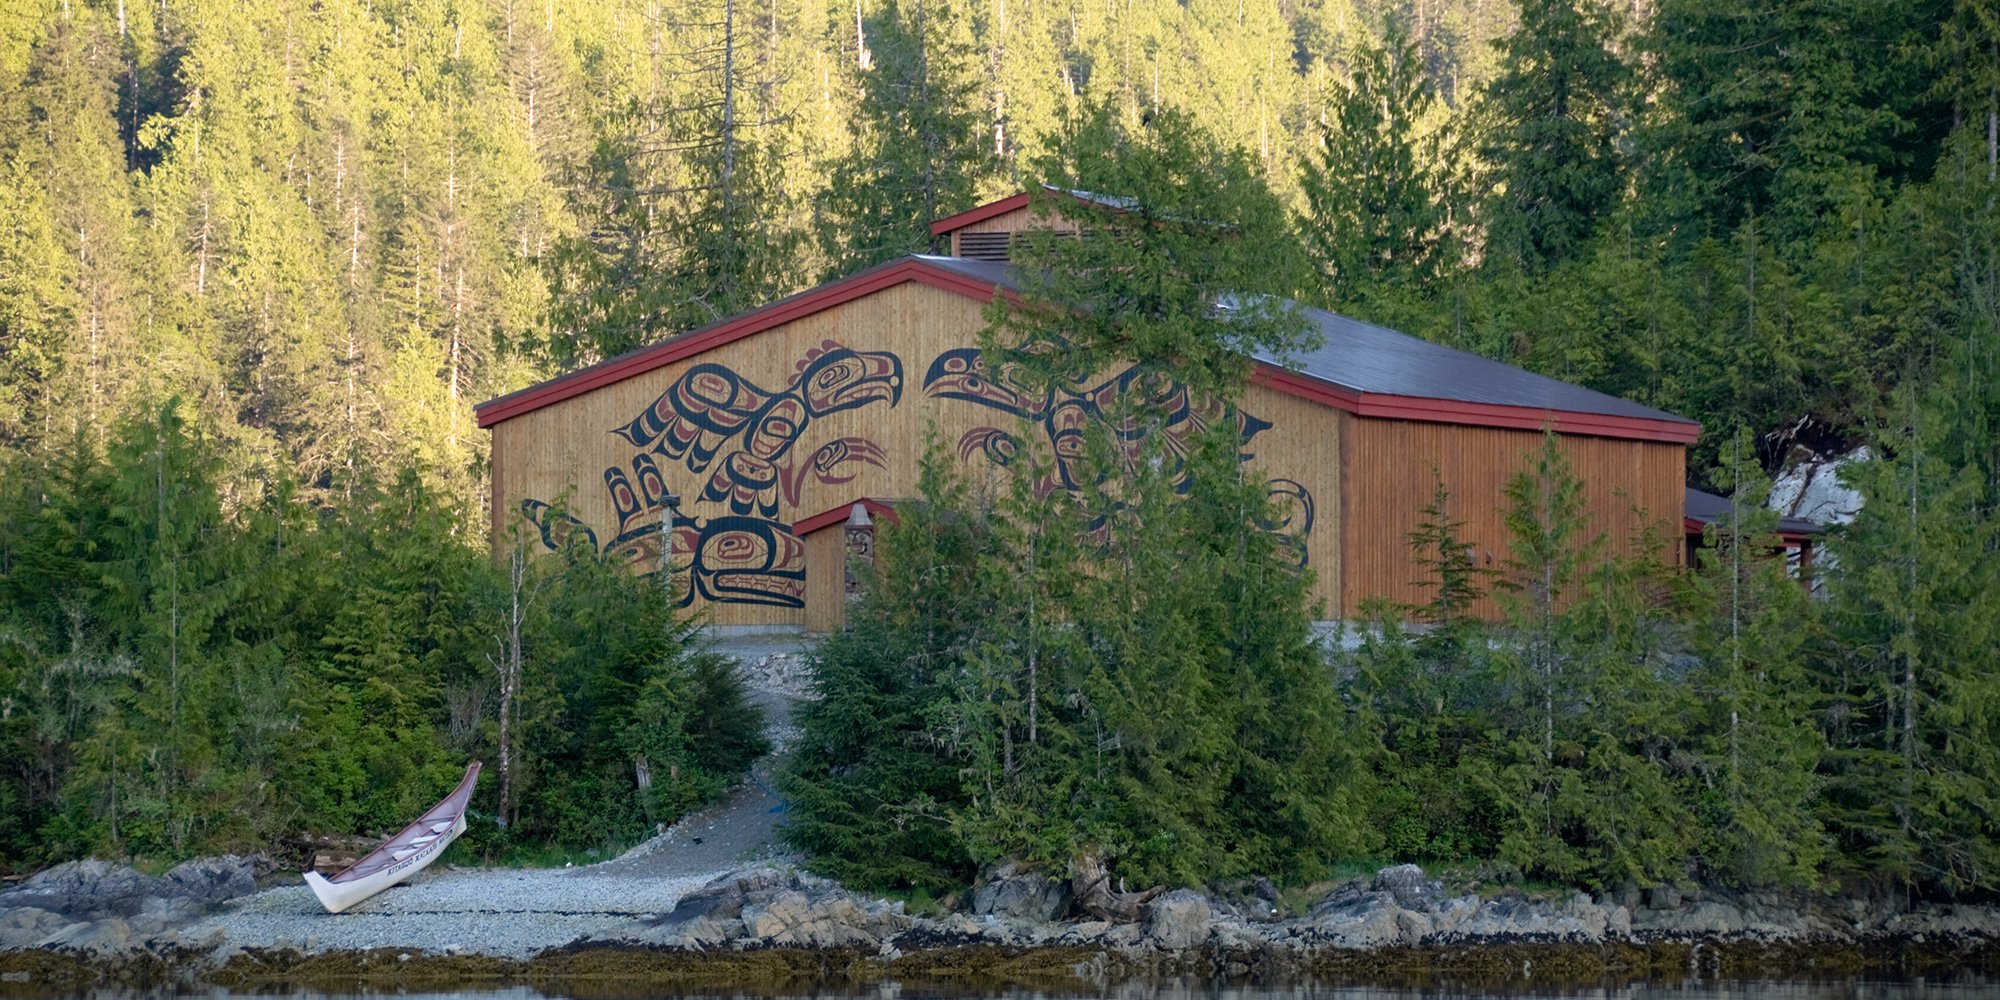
[956,231,1013,262]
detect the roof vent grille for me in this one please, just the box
[956,231,1013,262]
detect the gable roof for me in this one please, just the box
[476,254,1699,444]
[928,186,1136,237]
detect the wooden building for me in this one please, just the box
[477,195,1699,629]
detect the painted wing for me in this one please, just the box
[614,364,775,471]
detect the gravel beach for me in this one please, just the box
[173,633,816,960]
[176,866,717,958]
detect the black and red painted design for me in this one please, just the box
[522,341,903,608]
[924,347,1317,564]
[517,338,1317,610]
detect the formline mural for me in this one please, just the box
[520,340,1316,609]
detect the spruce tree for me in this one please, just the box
[1821,384,2000,891]
[1297,19,1448,311]
[816,0,992,276]
[1476,0,1629,269]
[1683,432,1825,887]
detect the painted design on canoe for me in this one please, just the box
[925,347,1316,564]
[304,763,481,914]
[520,341,902,608]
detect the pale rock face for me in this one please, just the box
[1305,888,1404,948]
[0,907,66,950]
[1372,863,1442,910]
[971,862,1072,922]
[1144,889,1213,950]
[742,890,814,940]
[1770,446,1868,525]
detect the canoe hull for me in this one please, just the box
[303,812,466,913]
[304,762,481,914]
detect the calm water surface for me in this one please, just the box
[12,979,2000,1000]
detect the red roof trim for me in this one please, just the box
[475,260,1004,428]
[929,193,1035,237]
[1249,365,1701,444]
[793,498,898,536]
[480,258,1698,445]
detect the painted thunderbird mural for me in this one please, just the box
[519,340,1317,608]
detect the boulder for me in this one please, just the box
[743,890,816,940]
[1144,889,1213,950]
[1305,888,1404,948]
[0,906,66,949]
[1444,892,1610,942]
[2,860,165,919]
[161,855,256,907]
[36,916,134,954]
[657,866,798,927]
[1209,876,1281,922]
[1,854,257,929]
[1373,864,1442,910]
[971,862,1071,922]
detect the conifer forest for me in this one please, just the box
[1,0,1998,898]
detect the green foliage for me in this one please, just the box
[0,0,1992,902]
[786,429,1371,893]
[778,453,987,894]
[1819,387,2000,892]
[1298,19,1449,310]
[816,0,994,276]
[788,106,1364,894]
[1405,471,1491,628]
[0,404,763,870]
[1683,431,1824,887]
[1476,0,1630,268]
[997,100,1317,397]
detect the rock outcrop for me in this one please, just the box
[4,855,1997,979]
[0,856,258,953]
[971,862,1071,922]
[622,861,2000,961]
[639,866,908,949]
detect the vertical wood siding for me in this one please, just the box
[1339,415,1686,618]
[489,281,1344,625]
[803,526,846,633]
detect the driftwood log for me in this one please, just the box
[285,833,381,874]
[1069,852,1163,922]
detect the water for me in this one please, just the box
[8,979,2000,1000]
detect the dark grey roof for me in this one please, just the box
[1685,487,1823,536]
[915,255,1695,426]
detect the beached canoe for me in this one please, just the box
[304,762,481,914]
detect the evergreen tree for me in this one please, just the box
[1821,384,2000,891]
[1639,0,1952,245]
[1476,0,1629,268]
[1685,431,1824,887]
[996,100,1316,397]
[1297,19,1449,312]
[780,451,987,893]
[546,0,805,366]
[816,0,992,276]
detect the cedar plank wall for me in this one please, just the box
[1338,414,1685,619]
[488,280,1344,626]
[802,527,845,633]
[948,206,1079,255]
[949,206,1037,254]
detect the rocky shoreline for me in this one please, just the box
[2,858,1996,993]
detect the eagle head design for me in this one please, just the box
[798,341,903,417]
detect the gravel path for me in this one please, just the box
[179,631,813,959]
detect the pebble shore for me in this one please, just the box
[180,866,719,959]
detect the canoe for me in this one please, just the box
[304,762,482,914]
